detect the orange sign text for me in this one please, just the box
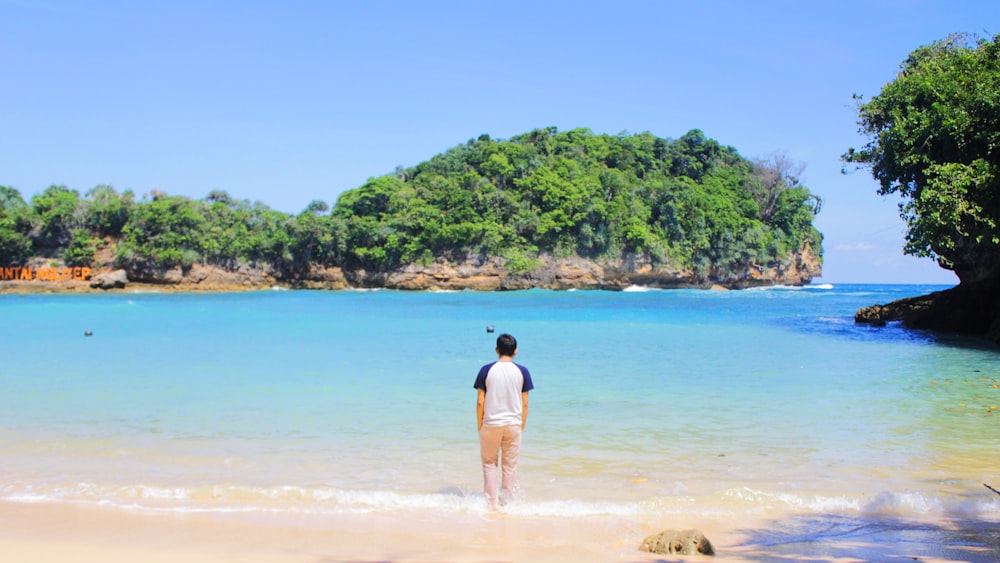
[1,266,93,282]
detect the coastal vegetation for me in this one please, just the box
[846,33,1000,342]
[0,128,822,288]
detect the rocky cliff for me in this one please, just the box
[336,246,821,291]
[853,239,1000,344]
[855,280,1000,344]
[1,245,820,293]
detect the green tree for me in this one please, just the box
[63,228,100,266]
[117,193,207,269]
[326,127,822,279]
[290,206,345,270]
[201,194,253,267]
[844,33,1000,285]
[83,185,135,237]
[0,186,33,264]
[31,185,82,249]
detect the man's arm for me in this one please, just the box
[477,389,486,430]
[521,391,529,430]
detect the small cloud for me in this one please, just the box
[835,242,876,252]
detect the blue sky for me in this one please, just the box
[1,1,996,284]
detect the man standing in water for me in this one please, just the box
[475,333,534,508]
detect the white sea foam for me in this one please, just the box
[504,498,640,517]
[5,481,997,523]
[864,490,942,515]
[744,283,833,291]
[622,285,653,292]
[747,284,809,291]
[722,487,863,513]
[1,492,50,504]
[716,486,1000,521]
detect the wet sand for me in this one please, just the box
[2,501,997,562]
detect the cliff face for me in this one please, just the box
[341,246,820,291]
[107,245,821,291]
[2,245,821,293]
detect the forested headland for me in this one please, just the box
[846,34,1000,343]
[0,127,823,291]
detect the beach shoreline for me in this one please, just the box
[2,500,997,562]
[0,500,702,563]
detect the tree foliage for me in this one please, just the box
[0,128,822,283]
[844,33,1000,283]
[0,186,33,264]
[334,128,822,279]
[31,185,82,249]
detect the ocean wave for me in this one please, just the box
[744,285,799,292]
[745,283,834,292]
[622,285,657,292]
[721,486,863,513]
[3,482,997,522]
[859,490,1000,518]
[720,487,1000,520]
[0,482,490,516]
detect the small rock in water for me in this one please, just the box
[486,325,495,333]
[84,330,93,337]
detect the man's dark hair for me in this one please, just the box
[496,333,517,356]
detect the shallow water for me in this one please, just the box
[0,284,998,534]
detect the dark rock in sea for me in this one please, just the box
[89,269,129,290]
[639,529,714,556]
[855,281,1000,344]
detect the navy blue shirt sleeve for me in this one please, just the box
[473,362,493,391]
[517,363,534,392]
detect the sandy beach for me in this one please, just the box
[0,500,699,563]
[2,500,998,562]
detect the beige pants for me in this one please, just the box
[479,424,522,507]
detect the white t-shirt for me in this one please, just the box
[474,360,534,427]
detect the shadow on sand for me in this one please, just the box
[723,513,1000,562]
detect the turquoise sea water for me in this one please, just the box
[1,284,998,530]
